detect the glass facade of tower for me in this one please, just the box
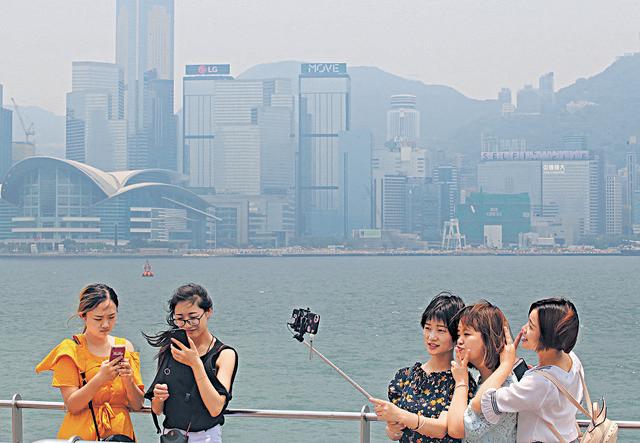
[65,62,126,171]
[183,71,294,194]
[298,63,350,237]
[116,0,175,170]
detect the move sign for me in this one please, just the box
[301,63,347,75]
[185,64,231,76]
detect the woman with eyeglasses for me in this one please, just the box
[144,283,238,443]
[36,284,144,441]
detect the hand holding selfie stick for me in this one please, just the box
[288,308,373,400]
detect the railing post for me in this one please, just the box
[360,404,370,443]
[11,393,23,443]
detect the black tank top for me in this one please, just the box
[145,337,238,432]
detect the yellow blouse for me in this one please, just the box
[35,334,144,440]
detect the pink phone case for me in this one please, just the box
[109,346,126,361]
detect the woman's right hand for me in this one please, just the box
[451,348,469,384]
[94,358,121,384]
[153,383,170,402]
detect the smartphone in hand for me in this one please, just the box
[513,358,529,380]
[109,346,126,362]
[170,328,190,349]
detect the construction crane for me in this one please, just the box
[10,98,35,144]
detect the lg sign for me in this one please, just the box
[185,64,231,76]
[301,63,347,75]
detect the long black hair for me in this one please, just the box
[143,283,214,359]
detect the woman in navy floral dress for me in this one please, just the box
[370,292,476,442]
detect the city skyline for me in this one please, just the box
[2,0,640,114]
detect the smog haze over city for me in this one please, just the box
[4,5,640,442]
[2,0,640,252]
[3,0,640,112]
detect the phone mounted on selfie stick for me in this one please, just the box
[287,308,372,400]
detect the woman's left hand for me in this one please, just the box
[171,336,201,368]
[499,325,522,368]
[369,398,405,423]
[117,358,134,383]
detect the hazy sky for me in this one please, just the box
[2,0,640,115]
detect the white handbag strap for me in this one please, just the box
[542,418,569,443]
[534,369,594,443]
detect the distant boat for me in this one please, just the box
[142,260,154,277]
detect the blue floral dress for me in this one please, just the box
[462,376,517,443]
[388,362,477,443]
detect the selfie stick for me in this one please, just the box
[300,337,372,400]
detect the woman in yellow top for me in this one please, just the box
[36,283,145,440]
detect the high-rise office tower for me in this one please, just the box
[497,88,515,115]
[539,72,555,113]
[479,149,604,244]
[0,85,12,179]
[338,130,372,236]
[116,0,176,170]
[605,175,623,235]
[298,63,350,237]
[183,65,295,195]
[516,84,540,114]
[433,164,459,223]
[66,62,126,170]
[626,150,639,233]
[372,143,431,234]
[386,94,420,145]
[498,88,512,106]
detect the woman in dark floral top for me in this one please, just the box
[370,292,476,442]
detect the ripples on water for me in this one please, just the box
[0,256,637,442]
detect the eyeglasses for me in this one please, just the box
[172,311,206,328]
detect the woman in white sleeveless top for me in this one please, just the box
[472,298,583,443]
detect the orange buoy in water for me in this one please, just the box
[142,260,154,277]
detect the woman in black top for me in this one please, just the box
[370,291,476,442]
[144,283,238,442]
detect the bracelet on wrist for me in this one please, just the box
[455,382,469,389]
[411,414,421,431]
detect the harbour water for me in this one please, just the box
[0,256,638,442]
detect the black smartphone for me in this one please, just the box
[513,358,528,381]
[170,328,190,349]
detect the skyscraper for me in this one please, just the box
[433,164,459,223]
[116,0,175,170]
[338,130,372,236]
[516,84,540,114]
[386,94,420,145]
[626,150,638,233]
[479,149,604,244]
[497,88,512,106]
[497,88,515,115]
[183,65,295,194]
[539,72,555,113]
[0,85,12,180]
[66,62,126,171]
[605,175,623,235]
[298,63,350,237]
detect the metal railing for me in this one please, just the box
[2,394,640,443]
[0,394,376,443]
